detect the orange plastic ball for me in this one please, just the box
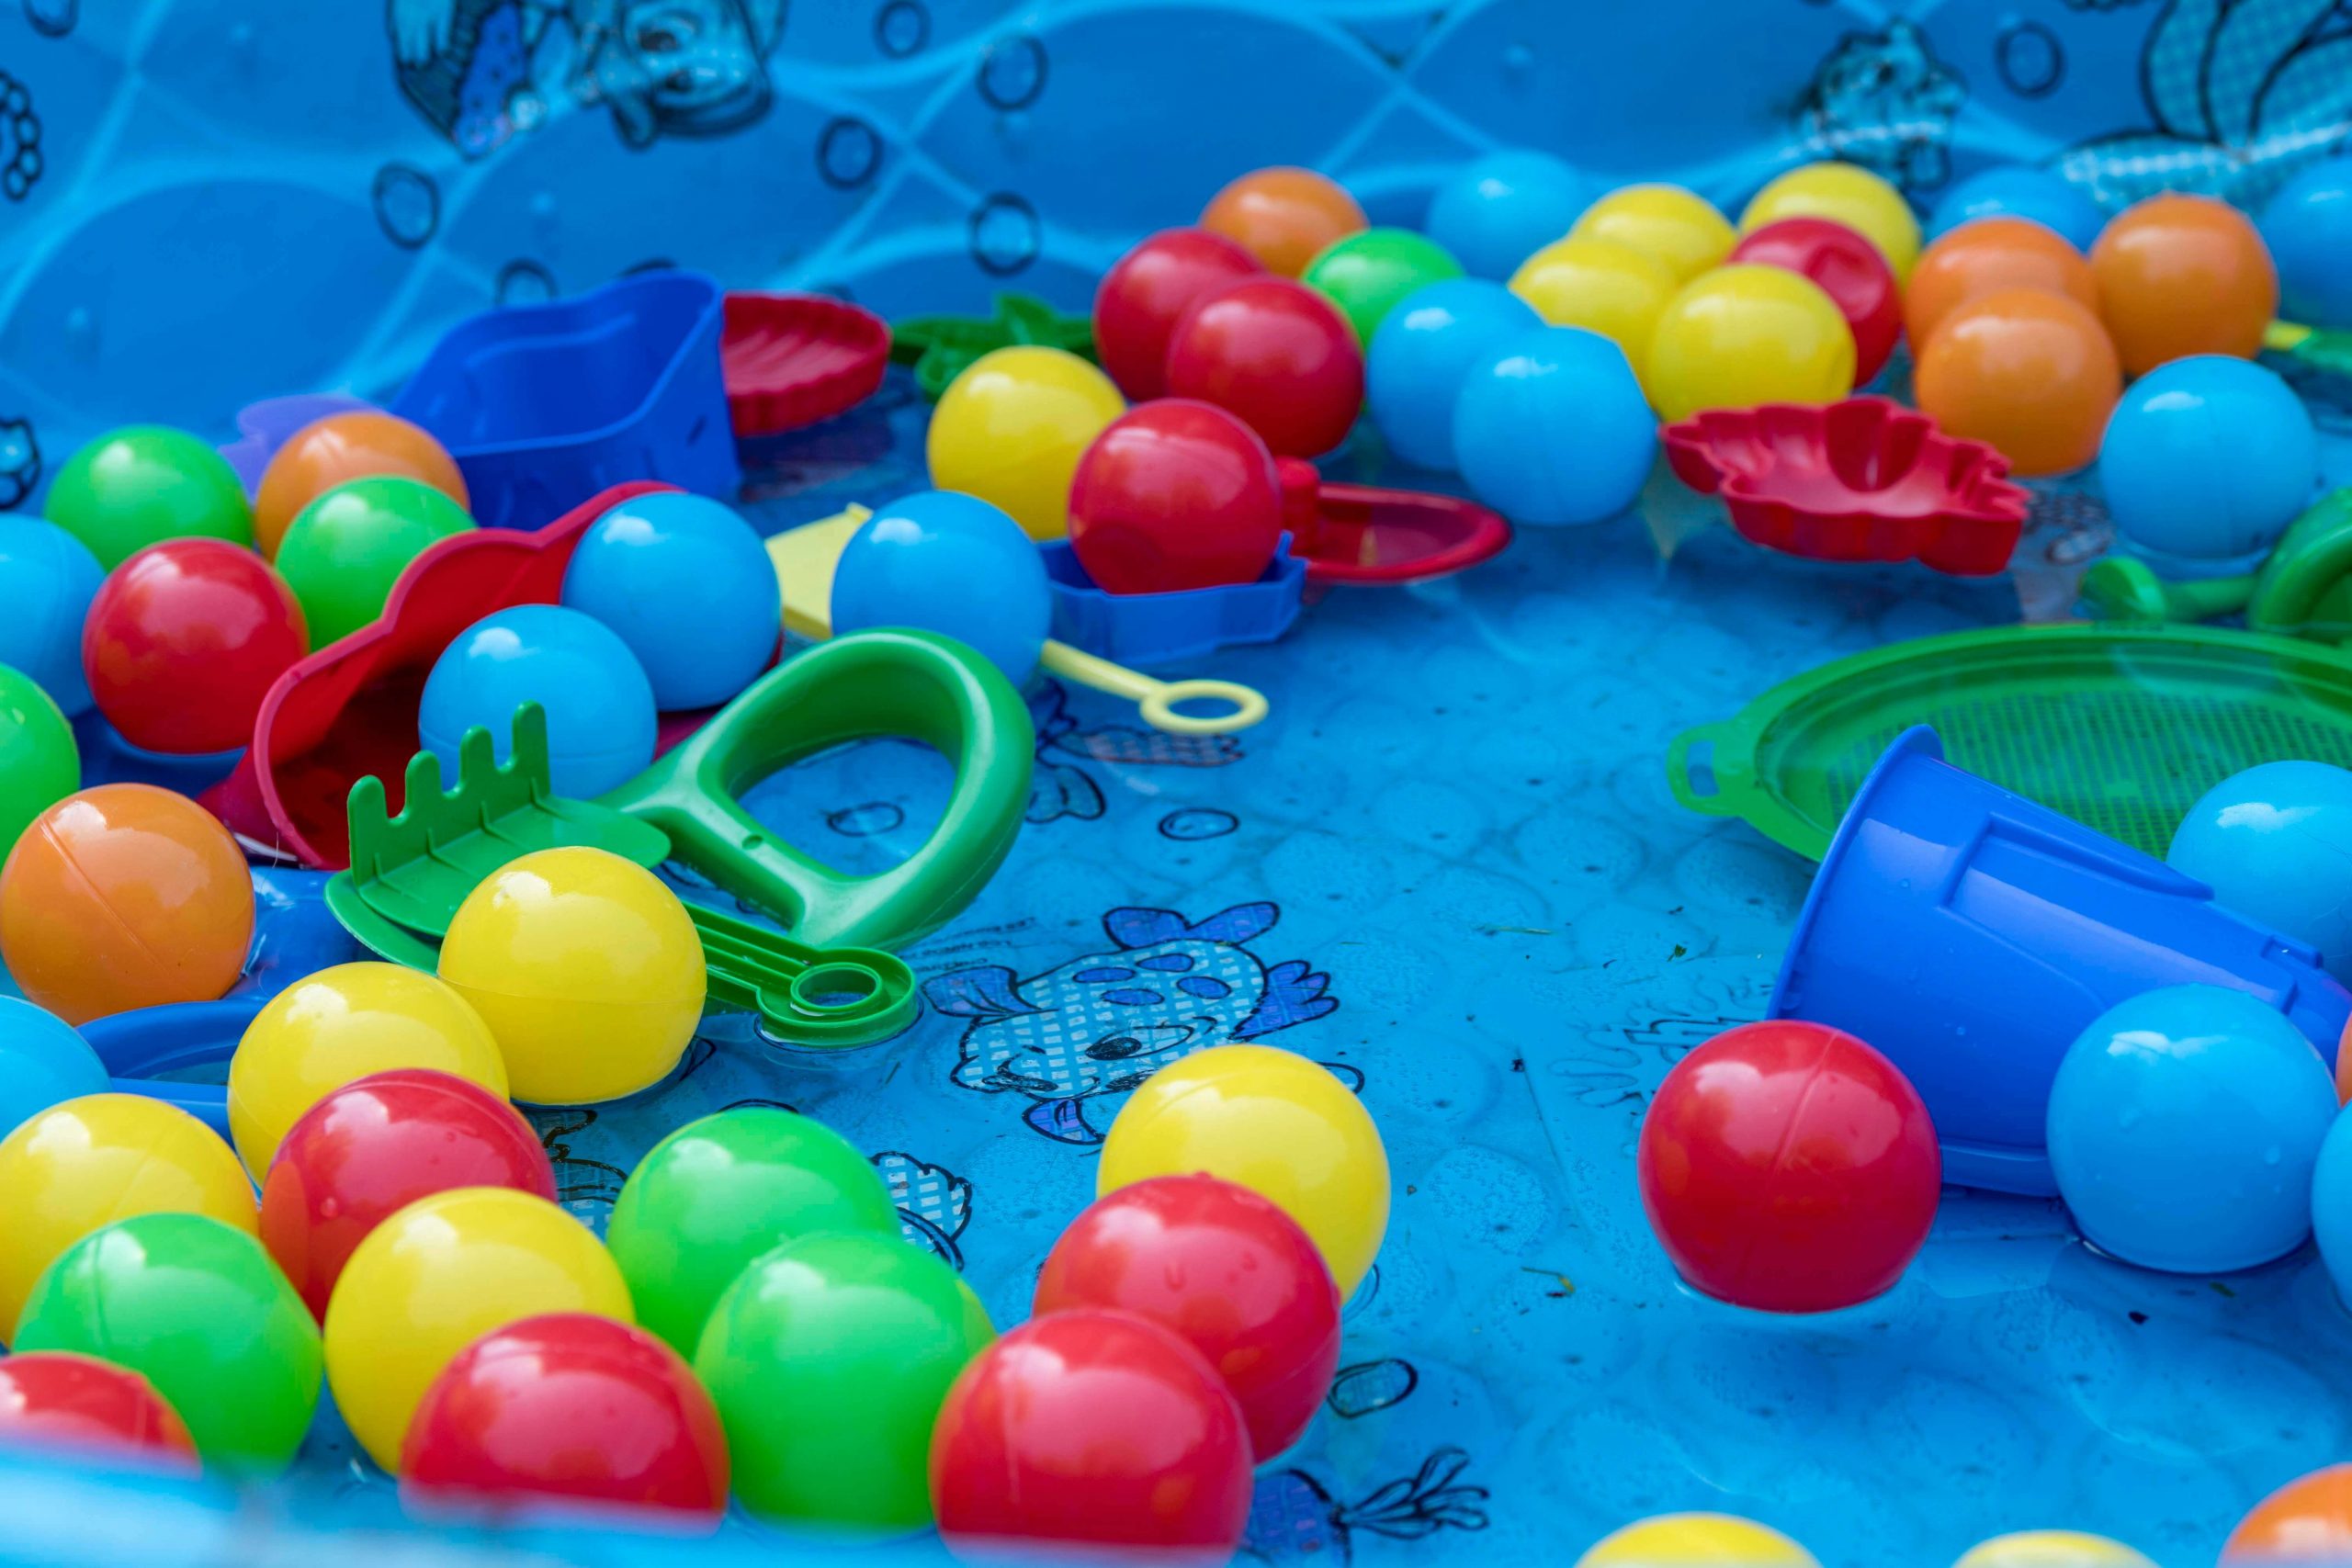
[1913,288,2120,478]
[2224,1463,2352,1562]
[0,784,253,1025]
[254,412,468,560]
[2089,193,2277,376]
[1905,218,2099,348]
[1201,168,1367,280]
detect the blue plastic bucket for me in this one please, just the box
[1039,533,1306,666]
[391,271,741,532]
[1770,725,2352,1197]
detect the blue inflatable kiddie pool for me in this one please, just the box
[4,2,2352,1564]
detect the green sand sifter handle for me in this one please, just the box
[598,629,1035,953]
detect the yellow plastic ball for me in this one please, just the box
[1577,1513,1820,1567]
[1954,1531,2157,1568]
[1570,185,1736,285]
[1644,265,1858,423]
[0,1093,258,1335]
[1509,237,1682,383]
[436,846,705,1107]
[1740,161,1923,282]
[1099,1044,1387,1297]
[926,345,1126,541]
[227,962,508,1178]
[323,1186,632,1471]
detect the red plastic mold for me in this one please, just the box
[720,292,890,436]
[1662,397,2029,577]
[203,481,706,869]
[1275,459,1512,586]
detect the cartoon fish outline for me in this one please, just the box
[716,1099,976,1268]
[928,902,1340,1145]
[1244,1447,1489,1565]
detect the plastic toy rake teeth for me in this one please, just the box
[334,704,921,1050]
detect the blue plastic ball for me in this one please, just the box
[2098,356,2318,566]
[0,997,109,1140]
[0,518,105,717]
[1452,326,1657,526]
[1367,279,1543,473]
[2309,1106,2352,1304]
[2047,983,2335,1274]
[1425,150,1598,282]
[2167,760,2352,973]
[419,604,658,799]
[831,491,1050,682]
[1928,164,2106,252]
[2260,157,2352,331]
[561,492,780,711]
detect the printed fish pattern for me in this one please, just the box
[929,903,1339,1145]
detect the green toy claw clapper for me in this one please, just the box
[597,628,1035,953]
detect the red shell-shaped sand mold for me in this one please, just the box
[720,293,890,436]
[1663,397,2029,577]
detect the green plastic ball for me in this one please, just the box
[1303,228,1467,346]
[43,426,254,569]
[605,1106,899,1358]
[274,476,476,648]
[693,1230,993,1532]
[13,1212,322,1472]
[0,662,76,864]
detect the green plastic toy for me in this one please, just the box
[326,629,1034,1049]
[2082,489,2352,643]
[892,292,1096,402]
[605,1106,901,1359]
[693,1229,995,1533]
[42,425,254,568]
[1301,227,1465,345]
[14,1213,322,1472]
[274,476,476,647]
[0,663,75,860]
[1668,621,2352,861]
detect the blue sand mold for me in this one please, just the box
[7,1,2352,1564]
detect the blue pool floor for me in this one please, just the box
[432,368,2350,1567]
[19,365,2352,1568]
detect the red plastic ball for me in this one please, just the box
[401,1313,729,1523]
[1163,276,1364,458]
[0,1350,198,1469]
[1034,1174,1340,1460]
[1728,217,1903,384]
[260,1068,557,1323]
[81,537,308,754]
[930,1308,1253,1560]
[1637,1020,1940,1314]
[1067,400,1284,595]
[1095,228,1264,401]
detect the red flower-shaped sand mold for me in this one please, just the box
[721,293,889,436]
[1663,397,2029,577]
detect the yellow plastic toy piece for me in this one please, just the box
[1098,1043,1387,1297]
[226,962,508,1177]
[1510,236,1682,381]
[1644,265,1858,422]
[1571,184,1736,284]
[0,1093,257,1334]
[1577,1512,1821,1566]
[322,1186,633,1471]
[437,846,706,1107]
[925,345,1125,542]
[1741,161,1923,282]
